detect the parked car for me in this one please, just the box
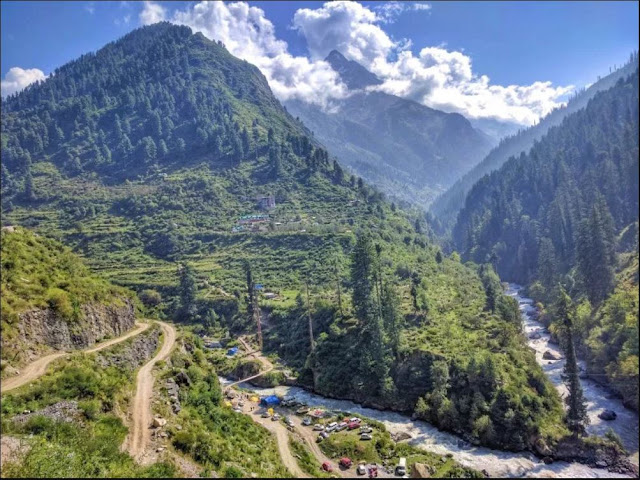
[349,417,361,424]
[326,422,338,432]
[360,426,373,433]
[302,417,312,426]
[316,434,324,443]
[336,421,348,431]
[271,413,281,421]
[313,424,325,431]
[319,431,330,438]
[296,406,310,414]
[357,463,367,475]
[360,433,372,440]
[348,421,360,430]
[339,457,353,469]
[322,462,333,472]
[285,417,294,427]
[261,411,270,418]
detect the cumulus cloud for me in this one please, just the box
[139,1,166,25]
[138,1,572,125]
[291,1,572,125]
[1,67,47,98]
[164,1,349,109]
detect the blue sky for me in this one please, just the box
[2,1,638,125]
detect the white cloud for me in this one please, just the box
[1,67,47,98]
[291,1,572,125]
[166,1,349,109]
[374,2,431,23]
[139,1,166,25]
[84,2,95,15]
[137,1,572,125]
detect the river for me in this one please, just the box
[222,284,638,478]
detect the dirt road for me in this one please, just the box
[224,336,274,389]
[248,409,309,478]
[124,321,176,462]
[1,322,150,394]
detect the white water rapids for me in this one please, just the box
[222,284,638,477]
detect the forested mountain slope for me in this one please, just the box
[431,52,639,231]
[453,68,639,407]
[285,51,493,208]
[0,23,581,453]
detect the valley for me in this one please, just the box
[0,7,638,479]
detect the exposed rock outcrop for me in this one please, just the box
[12,298,135,363]
[542,350,562,360]
[12,401,82,425]
[96,326,161,370]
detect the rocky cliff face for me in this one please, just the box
[10,298,135,362]
[96,326,161,370]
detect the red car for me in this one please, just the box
[322,462,333,472]
[339,457,353,468]
[348,421,360,430]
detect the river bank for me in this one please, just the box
[220,285,638,478]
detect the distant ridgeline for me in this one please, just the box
[285,50,493,210]
[452,67,639,409]
[430,52,639,234]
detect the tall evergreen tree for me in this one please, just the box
[178,263,197,321]
[555,285,589,436]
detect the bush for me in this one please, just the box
[139,289,162,307]
[46,288,74,319]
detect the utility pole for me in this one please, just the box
[253,284,262,350]
[334,261,343,318]
[306,276,314,352]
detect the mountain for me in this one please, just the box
[452,67,639,407]
[0,23,570,453]
[430,52,640,231]
[325,49,383,89]
[285,50,493,208]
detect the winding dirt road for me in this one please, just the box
[124,321,176,462]
[1,322,150,394]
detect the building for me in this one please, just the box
[237,214,269,225]
[257,195,276,210]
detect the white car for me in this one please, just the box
[271,414,281,421]
[336,422,348,431]
[360,433,372,440]
[325,422,338,432]
[360,426,372,433]
[313,424,325,431]
[357,464,367,475]
[302,417,312,426]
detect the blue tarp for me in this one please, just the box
[260,395,281,406]
[227,347,239,356]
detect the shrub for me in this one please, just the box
[46,288,74,319]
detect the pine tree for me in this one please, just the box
[178,263,197,321]
[555,285,589,436]
[351,233,376,324]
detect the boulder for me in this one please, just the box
[152,417,167,428]
[543,350,562,360]
[596,460,608,468]
[543,457,554,465]
[391,431,412,442]
[529,331,542,340]
[176,371,192,386]
[598,410,617,421]
[481,470,490,478]
[534,438,552,457]
[410,463,431,478]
